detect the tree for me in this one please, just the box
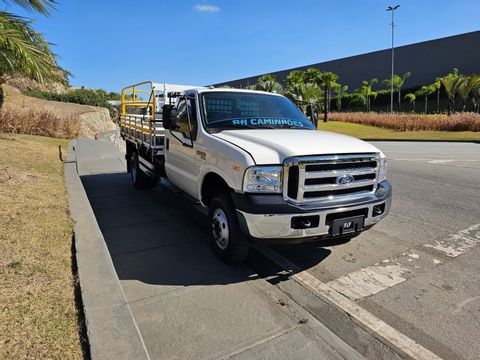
[382,72,411,111]
[471,76,480,113]
[439,68,464,115]
[404,93,416,112]
[360,78,378,112]
[431,80,441,113]
[0,0,68,85]
[334,84,348,111]
[285,82,321,116]
[415,85,435,114]
[285,70,305,88]
[252,74,283,94]
[304,68,321,84]
[457,74,480,111]
[318,71,338,122]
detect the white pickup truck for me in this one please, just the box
[119,81,391,262]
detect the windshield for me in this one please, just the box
[201,92,315,130]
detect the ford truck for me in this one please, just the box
[119,81,391,263]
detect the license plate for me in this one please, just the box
[331,215,365,236]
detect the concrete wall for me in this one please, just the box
[213,31,480,91]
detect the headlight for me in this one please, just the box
[378,158,387,182]
[243,166,283,193]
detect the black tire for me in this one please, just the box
[130,152,155,189]
[208,192,250,263]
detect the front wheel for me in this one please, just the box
[208,193,250,263]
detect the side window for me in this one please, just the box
[175,98,191,139]
[187,97,197,140]
[174,96,197,141]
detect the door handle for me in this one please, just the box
[166,138,169,150]
[196,150,206,160]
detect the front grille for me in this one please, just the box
[284,154,379,203]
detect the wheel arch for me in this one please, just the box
[200,172,233,207]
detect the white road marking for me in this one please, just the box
[253,243,443,360]
[326,223,480,301]
[428,159,454,164]
[327,262,411,301]
[423,223,480,257]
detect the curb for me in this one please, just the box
[64,140,150,360]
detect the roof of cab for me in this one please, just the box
[193,87,284,97]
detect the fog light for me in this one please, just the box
[373,204,385,217]
[291,215,320,229]
[375,187,386,198]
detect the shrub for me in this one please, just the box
[26,89,119,117]
[0,108,81,139]
[329,112,480,132]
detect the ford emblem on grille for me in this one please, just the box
[337,174,354,184]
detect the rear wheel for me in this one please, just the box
[130,152,155,189]
[208,192,250,263]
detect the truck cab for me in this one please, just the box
[120,83,391,263]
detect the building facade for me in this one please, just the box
[213,31,480,91]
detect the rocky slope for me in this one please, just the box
[1,85,116,137]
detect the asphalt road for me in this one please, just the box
[271,141,480,360]
[78,135,480,360]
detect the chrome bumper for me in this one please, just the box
[237,196,391,240]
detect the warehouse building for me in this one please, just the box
[214,31,480,90]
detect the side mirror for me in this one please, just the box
[162,104,176,130]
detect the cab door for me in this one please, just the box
[165,95,200,198]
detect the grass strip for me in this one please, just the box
[318,121,480,141]
[0,133,85,359]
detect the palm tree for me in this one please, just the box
[415,86,435,114]
[0,0,67,86]
[360,78,378,112]
[304,68,321,84]
[431,80,441,113]
[285,70,305,88]
[285,82,321,116]
[252,74,283,94]
[471,76,480,113]
[334,84,348,111]
[404,93,416,112]
[457,75,480,111]
[318,72,338,122]
[439,68,463,115]
[382,72,411,111]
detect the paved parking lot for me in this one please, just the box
[78,136,480,359]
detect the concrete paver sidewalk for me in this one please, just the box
[74,137,363,360]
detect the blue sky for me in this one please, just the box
[8,0,480,92]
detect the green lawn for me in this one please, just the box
[318,121,480,141]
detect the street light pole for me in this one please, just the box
[387,5,399,113]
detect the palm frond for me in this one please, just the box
[0,11,67,84]
[2,0,57,16]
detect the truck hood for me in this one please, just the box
[213,129,381,164]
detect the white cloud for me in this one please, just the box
[194,4,220,13]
